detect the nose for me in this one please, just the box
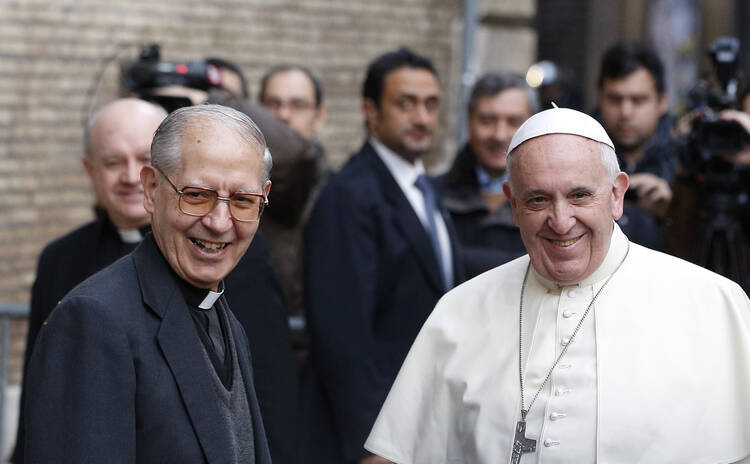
[413,103,432,126]
[495,120,514,144]
[619,99,634,119]
[122,159,142,185]
[547,200,576,234]
[201,198,234,234]
[275,104,292,124]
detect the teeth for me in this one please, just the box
[552,237,580,247]
[192,238,228,251]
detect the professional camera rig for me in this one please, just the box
[120,44,223,112]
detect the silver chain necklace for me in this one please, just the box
[511,240,630,464]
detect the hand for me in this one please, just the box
[359,455,395,464]
[628,173,673,218]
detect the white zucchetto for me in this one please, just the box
[508,107,615,154]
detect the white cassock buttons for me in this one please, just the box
[567,289,577,298]
[562,310,576,318]
[549,412,567,421]
[561,337,571,346]
[554,386,570,396]
[544,439,560,447]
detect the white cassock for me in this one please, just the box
[365,224,750,463]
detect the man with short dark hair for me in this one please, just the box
[442,72,538,277]
[302,48,464,464]
[596,41,677,250]
[24,105,273,462]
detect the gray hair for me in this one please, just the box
[506,140,621,195]
[468,71,540,116]
[83,99,167,159]
[150,104,272,184]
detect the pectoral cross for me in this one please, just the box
[511,412,536,464]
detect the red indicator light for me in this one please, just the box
[175,64,189,74]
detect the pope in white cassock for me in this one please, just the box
[364,107,750,464]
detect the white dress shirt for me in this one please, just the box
[370,137,453,287]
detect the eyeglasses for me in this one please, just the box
[157,168,268,222]
[262,98,316,113]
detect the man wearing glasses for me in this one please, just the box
[23,105,273,463]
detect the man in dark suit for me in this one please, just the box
[24,105,273,462]
[301,48,464,464]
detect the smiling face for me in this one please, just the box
[468,88,531,177]
[503,133,628,284]
[142,119,270,290]
[364,67,440,163]
[83,99,165,229]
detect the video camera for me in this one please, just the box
[685,37,749,166]
[120,44,222,112]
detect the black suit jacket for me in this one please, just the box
[301,142,465,463]
[14,216,297,464]
[24,234,272,463]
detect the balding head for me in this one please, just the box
[82,98,167,229]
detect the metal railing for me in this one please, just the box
[1,303,28,463]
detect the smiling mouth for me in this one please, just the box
[551,236,581,247]
[190,238,229,252]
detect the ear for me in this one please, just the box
[82,157,94,179]
[313,106,328,134]
[611,172,629,220]
[141,165,158,214]
[502,181,521,226]
[657,92,668,117]
[362,98,379,130]
[263,180,272,198]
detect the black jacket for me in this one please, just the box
[440,144,526,277]
[24,234,272,463]
[300,142,465,463]
[14,215,298,464]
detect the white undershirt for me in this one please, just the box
[370,137,453,286]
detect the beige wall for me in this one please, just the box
[0,0,467,384]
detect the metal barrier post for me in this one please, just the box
[0,303,29,463]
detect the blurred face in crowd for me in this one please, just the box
[364,66,440,163]
[142,119,271,290]
[261,69,326,139]
[219,68,245,98]
[83,98,165,229]
[598,67,667,153]
[468,88,531,178]
[504,134,628,285]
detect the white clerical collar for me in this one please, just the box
[117,228,143,244]
[198,287,224,309]
[531,222,629,290]
[370,136,426,187]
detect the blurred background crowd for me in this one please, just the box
[1,0,750,462]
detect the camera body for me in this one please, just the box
[684,37,747,167]
[120,44,222,112]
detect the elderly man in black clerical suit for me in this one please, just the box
[23,105,273,463]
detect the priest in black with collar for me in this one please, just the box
[23,104,273,463]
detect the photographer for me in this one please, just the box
[668,42,750,292]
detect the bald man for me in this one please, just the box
[11,98,167,463]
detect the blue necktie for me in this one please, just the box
[415,174,451,290]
